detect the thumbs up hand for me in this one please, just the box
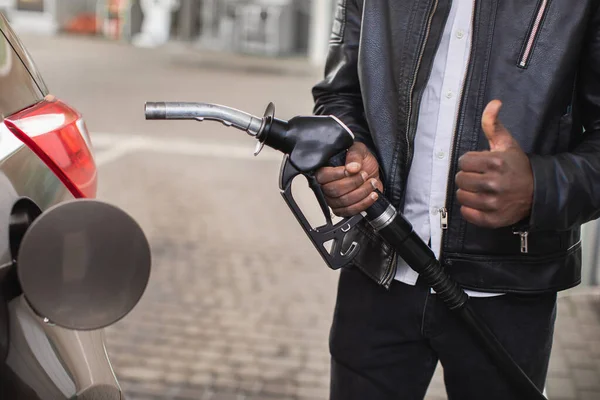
[455,100,534,229]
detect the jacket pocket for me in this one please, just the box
[517,0,551,69]
[461,221,565,257]
[343,220,396,287]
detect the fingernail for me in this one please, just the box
[361,171,368,181]
[370,192,379,201]
[371,179,377,190]
[344,169,350,177]
[348,162,360,171]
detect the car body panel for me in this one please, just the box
[0,12,48,97]
[0,16,46,119]
[5,296,121,400]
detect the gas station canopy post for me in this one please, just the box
[308,0,332,66]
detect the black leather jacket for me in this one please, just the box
[312,0,600,294]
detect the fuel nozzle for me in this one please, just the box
[144,101,265,135]
[144,101,355,172]
[144,101,283,156]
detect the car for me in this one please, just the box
[0,13,150,400]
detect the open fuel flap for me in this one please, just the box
[10,198,151,330]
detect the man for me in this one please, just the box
[312,1,599,399]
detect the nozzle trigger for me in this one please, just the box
[279,156,362,269]
[307,174,333,226]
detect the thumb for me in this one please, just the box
[345,142,368,175]
[482,100,516,152]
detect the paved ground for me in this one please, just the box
[19,32,600,400]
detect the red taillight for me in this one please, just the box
[4,96,97,198]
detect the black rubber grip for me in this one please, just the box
[144,102,167,120]
[418,259,468,310]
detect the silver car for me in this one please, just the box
[0,13,151,400]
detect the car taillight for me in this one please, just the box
[4,95,97,198]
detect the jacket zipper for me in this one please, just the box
[513,231,529,253]
[440,207,448,229]
[404,0,439,183]
[511,220,530,254]
[518,0,549,68]
[440,0,476,256]
[384,0,439,288]
[383,252,398,288]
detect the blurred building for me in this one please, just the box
[0,0,335,63]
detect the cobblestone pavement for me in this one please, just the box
[546,291,600,400]
[20,33,600,400]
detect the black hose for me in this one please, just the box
[365,193,546,399]
[457,306,546,399]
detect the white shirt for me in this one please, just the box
[394,0,501,298]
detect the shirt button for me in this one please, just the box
[436,151,445,159]
[456,29,465,39]
[431,207,439,216]
[445,90,453,99]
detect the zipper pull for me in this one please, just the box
[514,231,529,254]
[440,208,448,230]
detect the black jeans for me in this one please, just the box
[329,267,557,400]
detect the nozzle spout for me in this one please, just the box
[144,102,263,136]
[145,102,166,120]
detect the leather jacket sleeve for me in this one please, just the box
[528,7,600,231]
[311,0,376,155]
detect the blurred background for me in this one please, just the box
[3,1,600,399]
